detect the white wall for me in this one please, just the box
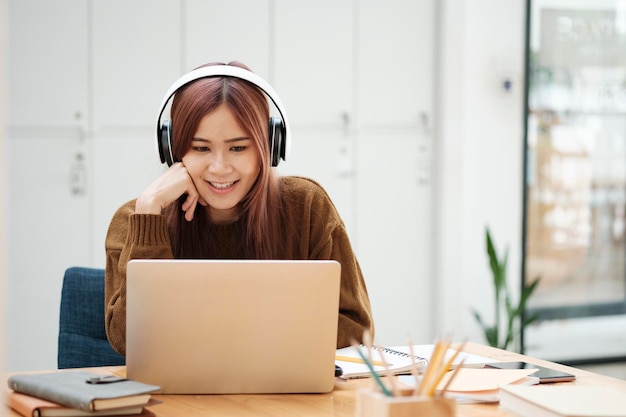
[1,0,6,376]
[1,0,530,369]
[435,0,526,343]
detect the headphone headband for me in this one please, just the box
[156,65,291,164]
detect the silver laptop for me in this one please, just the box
[125,259,341,394]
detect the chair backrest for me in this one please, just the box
[58,266,125,368]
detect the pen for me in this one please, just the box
[85,375,128,384]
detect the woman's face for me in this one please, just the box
[182,104,261,224]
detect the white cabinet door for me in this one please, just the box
[273,0,354,128]
[357,0,435,127]
[355,130,433,345]
[184,0,271,77]
[273,0,435,347]
[5,0,88,128]
[5,131,90,371]
[91,0,182,131]
[272,0,356,243]
[89,0,184,264]
[355,0,435,345]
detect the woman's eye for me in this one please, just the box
[231,146,246,152]
[193,146,209,152]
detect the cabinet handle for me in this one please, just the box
[341,112,350,136]
[70,153,86,196]
[419,111,431,135]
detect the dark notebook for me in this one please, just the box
[7,372,159,412]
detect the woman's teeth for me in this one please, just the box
[211,182,234,189]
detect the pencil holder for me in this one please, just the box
[355,389,456,417]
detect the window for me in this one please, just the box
[523,0,626,362]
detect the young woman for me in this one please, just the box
[104,61,374,355]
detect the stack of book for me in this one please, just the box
[499,384,626,417]
[5,371,160,417]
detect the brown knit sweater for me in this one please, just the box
[105,176,374,355]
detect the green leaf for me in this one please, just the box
[500,248,509,288]
[472,310,487,330]
[486,228,501,291]
[520,277,541,302]
[486,228,509,295]
[485,326,499,347]
[475,227,542,352]
[522,312,540,328]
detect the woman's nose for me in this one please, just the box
[208,152,231,173]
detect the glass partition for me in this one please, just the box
[523,0,626,362]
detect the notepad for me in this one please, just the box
[336,345,428,379]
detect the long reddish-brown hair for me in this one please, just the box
[164,61,284,259]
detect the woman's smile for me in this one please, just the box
[209,180,237,190]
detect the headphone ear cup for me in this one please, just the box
[268,116,286,167]
[159,120,175,166]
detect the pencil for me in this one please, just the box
[375,343,399,397]
[353,345,393,397]
[426,340,467,396]
[440,357,466,396]
[417,339,450,396]
[361,331,377,392]
[363,330,374,362]
[407,339,421,396]
[335,355,387,367]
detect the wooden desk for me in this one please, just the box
[6,342,626,417]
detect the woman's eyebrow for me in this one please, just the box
[191,136,251,143]
[225,137,251,143]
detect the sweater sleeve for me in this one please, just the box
[104,200,173,355]
[327,223,375,348]
[294,178,375,348]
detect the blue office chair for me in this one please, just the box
[57,266,126,368]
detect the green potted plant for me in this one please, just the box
[472,227,541,351]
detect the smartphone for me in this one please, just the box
[485,361,576,383]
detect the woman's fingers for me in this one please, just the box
[181,192,199,222]
[136,162,202,218]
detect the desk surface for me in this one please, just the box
[6,342,626,417]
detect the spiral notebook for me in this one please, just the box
[335,344,491,379]
[335,345,428,379]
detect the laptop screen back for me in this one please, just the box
[125,259,341,394]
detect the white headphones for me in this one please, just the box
[156,65,291,167]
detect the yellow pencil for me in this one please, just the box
[407,339,421,396]
[440,357,467,396]
[335,355,387,367]
[427,340,467,396]
[418,338,450,396]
